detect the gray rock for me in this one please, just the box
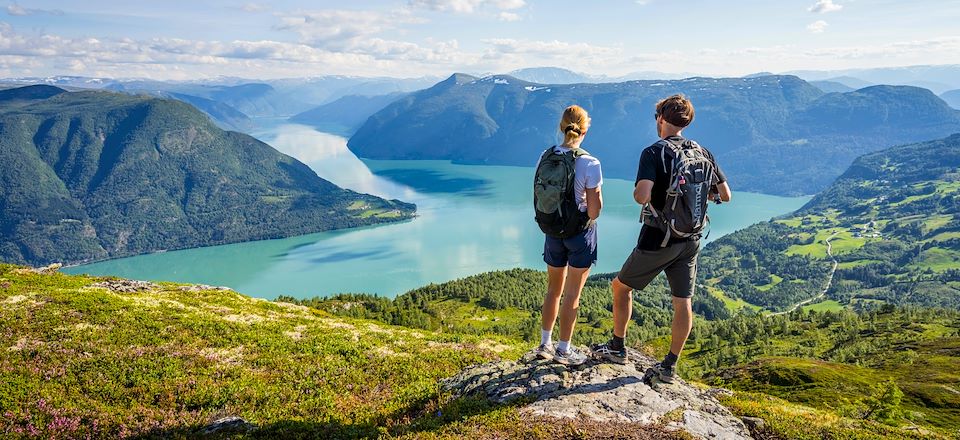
[442,347,753,440]
[90,279,158,293]
[740,416,765,431]
[201,416,256,435]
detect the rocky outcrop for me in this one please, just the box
[90,279,159,293]
[442,347,752,440]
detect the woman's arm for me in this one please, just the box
[586,186,603,220]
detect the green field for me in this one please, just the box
[802,299,844,312]
[708,285,763,312]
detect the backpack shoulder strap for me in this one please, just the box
[570,147,590,158]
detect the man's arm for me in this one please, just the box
[634,180,653,205]
[715,181,732,202]
[586,186,603,219]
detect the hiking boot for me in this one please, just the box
[535,342,554,361]
[654,362,676,383]
[591,341,628,365]
[553,346,588,366]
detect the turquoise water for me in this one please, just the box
[64,124,811,299]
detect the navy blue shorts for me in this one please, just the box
[543,223,598,269]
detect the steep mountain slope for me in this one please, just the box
[163,92,254,132]
[0,87,415,266]
[943,89,960,109]
[207,83,310,117]
[698,133,960,311]
[810,80,855,93]
[349,74,960,195]
[289,92,407,136]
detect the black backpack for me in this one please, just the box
[641,138,717,247]
[534,146,590,238]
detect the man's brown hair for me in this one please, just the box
[655,94,695,128]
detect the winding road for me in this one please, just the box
[770,233,839,316]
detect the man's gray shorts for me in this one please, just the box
[616,239,700,298]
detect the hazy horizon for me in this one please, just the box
[2,0,959,81]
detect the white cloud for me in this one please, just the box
[275,9,425,50]
[807,20,828,33]
[409,0,525,14]
[239,3,268,13]
[5,2,63,16]
[498,12,520,21]
[808,0,842,14]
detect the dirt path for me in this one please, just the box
[770,233,839,316]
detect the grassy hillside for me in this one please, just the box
[0,86,415,267]
[0,263,531,438]
[675,307,960,431]
[4,264,952,439]
[699,133,960,312]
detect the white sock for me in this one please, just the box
[541,329,552,346]
[557,340,570,353]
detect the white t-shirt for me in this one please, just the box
[536,146,603,213]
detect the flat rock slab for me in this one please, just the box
[442,347,752,440]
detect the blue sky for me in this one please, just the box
[2,0,959,79]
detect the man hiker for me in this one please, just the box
[592,94,731,383]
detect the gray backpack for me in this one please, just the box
[641,138,717,247]
[534,146,590,238]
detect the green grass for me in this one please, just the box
[802,299,844,312]
[719,392,937,440]
[838,259,884,269]
[785,228,868,258]
[755,274,783,292]
[909,247,960,272]
[347,200,369,210]
[706,285,762,312]
[0,264,525,438]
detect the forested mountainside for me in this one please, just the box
[700,133,960,312]
[0,86,415,267]
[349,73,960,196]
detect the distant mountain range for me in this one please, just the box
[943,89,960,109]
[785,64,960,94]
[809,80,855,93]
[289,92,408,136]
[0,85,415,266]
[1,75,442,133]
[348,73,960,196]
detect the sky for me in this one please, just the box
[2,0,960,80]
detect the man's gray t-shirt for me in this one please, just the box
[536,146,603,212]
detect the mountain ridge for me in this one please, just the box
[0,86,415,266]
[349,73,960,195]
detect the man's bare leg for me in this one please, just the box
[669,296,693,357]
[611,277,634,339]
